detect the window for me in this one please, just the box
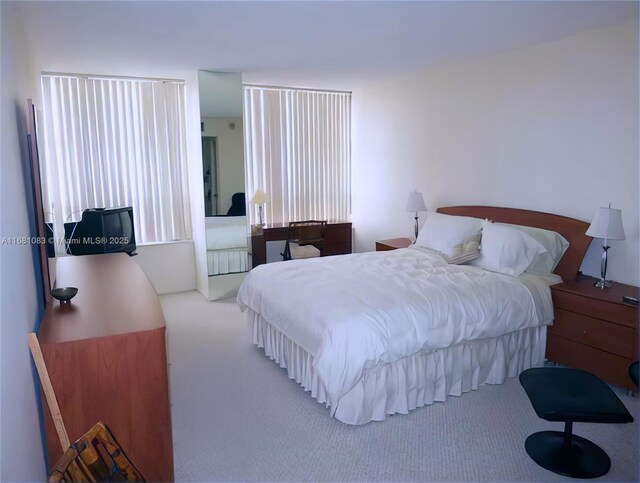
[39,73,192,251]
[243,86,351,225]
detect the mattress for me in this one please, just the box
[237,246,560,422]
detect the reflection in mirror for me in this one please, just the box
[202,136,217,217]
[199,71,247,299]
[27,99,54,303]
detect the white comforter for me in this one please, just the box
[237,247,559,406]
[205,216,247,250]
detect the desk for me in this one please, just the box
[38,253,173,481]
[249,221,352,268]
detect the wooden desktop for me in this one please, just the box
[38,253,174,482]
[249,221,352,267]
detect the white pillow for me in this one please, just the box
[472,220,547,276]
[498,223,569,274]
[415,212,483,258]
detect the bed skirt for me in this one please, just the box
[208,248,248,276]
[248,309,547,425]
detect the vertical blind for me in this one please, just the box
[39,73,192,251]
[243,86,351,226]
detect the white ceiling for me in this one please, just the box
[16,1,638,81]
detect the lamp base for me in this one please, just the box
[594,278,614,289]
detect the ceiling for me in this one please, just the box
[15,1,639,82]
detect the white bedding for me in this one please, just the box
[237,246,560,409]
[205,216,247,250]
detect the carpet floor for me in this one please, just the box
[160,291,639,482]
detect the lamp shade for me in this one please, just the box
[406,191,427,213]
[251,189,266,204]
[586,207,626,240]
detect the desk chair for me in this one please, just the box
[226,192,246,216]
[282,220,327,261]
[48,422,144,482]
[630,361,639,388]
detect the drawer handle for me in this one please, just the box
[583,330,587,335]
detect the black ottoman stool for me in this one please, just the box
[519,367,634,479]
[630,361,638,388]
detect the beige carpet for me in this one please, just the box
[160,291,639,482]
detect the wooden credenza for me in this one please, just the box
[249,221,352,268]
[38,253,173,481]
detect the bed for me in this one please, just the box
[205,216,248,276]
[236,206,591,425]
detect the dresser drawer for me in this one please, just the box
[550,308,634,358]
[324,242,351,256]
[546,334,632,388]
[552,290,637,328]
[324,225,352,243]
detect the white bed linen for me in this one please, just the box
[205,216,247,250]
[237,247,560,415]
[249,309,547,424]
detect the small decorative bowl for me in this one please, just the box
[50,287,78,302]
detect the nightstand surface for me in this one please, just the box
[547,276,639,389]
[552,277,640,309]
[376,237,412,251]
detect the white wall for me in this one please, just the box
[208,272,246,301]
[133,241,196,295]
[0,2,47,480]
[202,117,245,215]
[351,21,639,285]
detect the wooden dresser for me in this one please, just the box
[249,221,352,267]
[38,253,173,481]
[547,276,639,389]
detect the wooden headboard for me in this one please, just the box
[436,206,592,281]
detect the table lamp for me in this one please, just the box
[251,189,267,226]
[406,191,427,240]
[585,204,625,289]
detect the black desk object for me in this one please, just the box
[519,367,633,479]
[630,361,639,388]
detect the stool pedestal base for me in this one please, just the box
[525,430,610,479]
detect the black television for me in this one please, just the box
[65,207,137,256]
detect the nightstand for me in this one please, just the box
[547,277,639,389]
[375,238,412,251]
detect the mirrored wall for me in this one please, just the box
[198,71,248,299]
